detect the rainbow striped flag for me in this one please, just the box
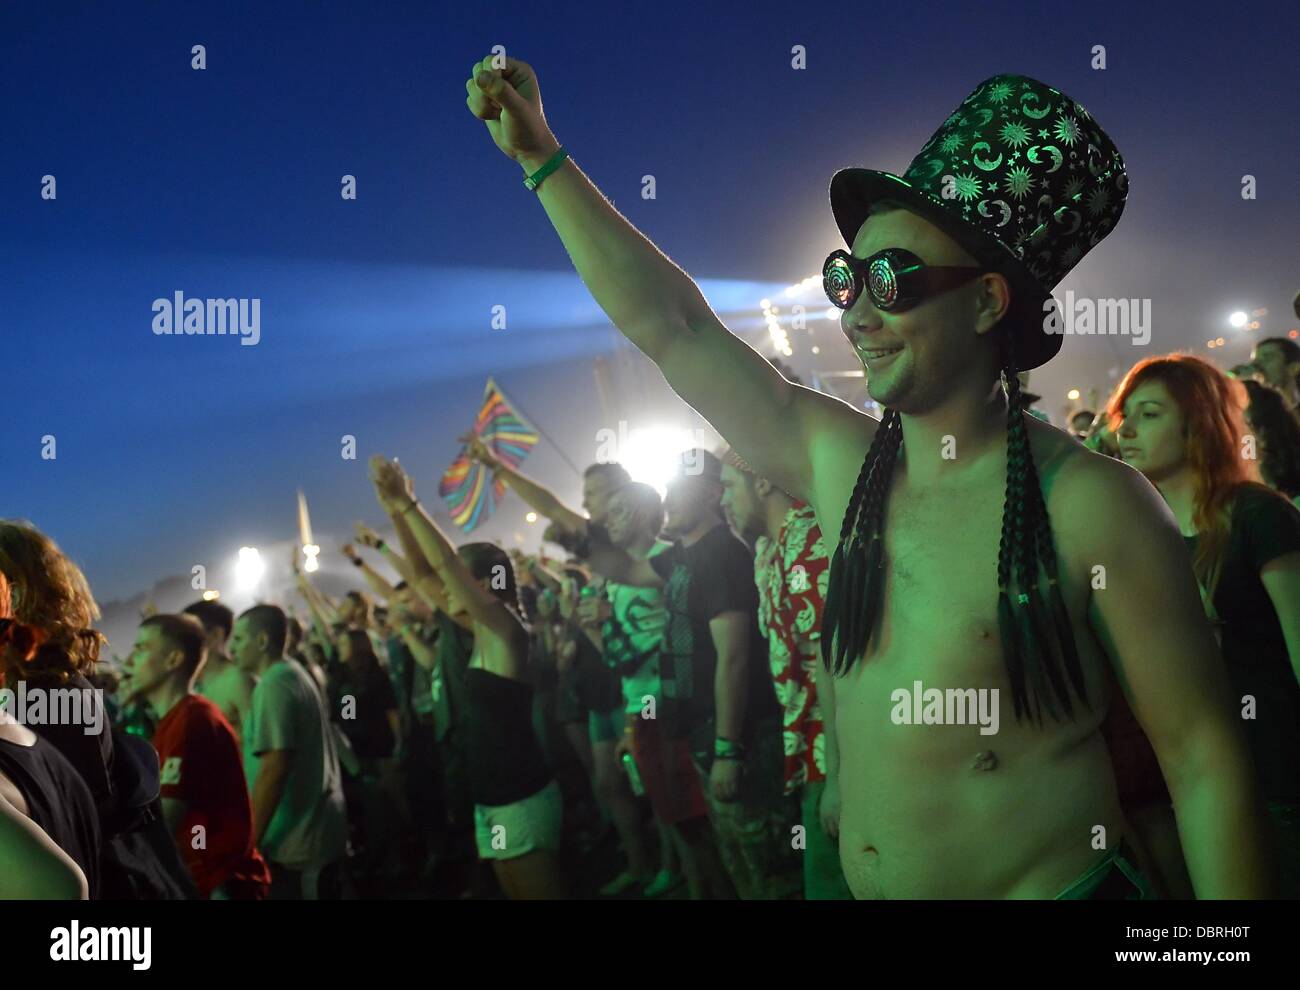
[439,378,539,531]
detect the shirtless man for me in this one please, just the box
[185,600,255,745]
[466,61,1271,897]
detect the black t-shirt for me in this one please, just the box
[331,663,398,760]
[0,732,102,897]
[1187,484,1300,799]
[649,524,778,761]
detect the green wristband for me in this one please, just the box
[524,147,569,191]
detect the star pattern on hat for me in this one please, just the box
[899,74,1126,297]
[831,72,1128,369]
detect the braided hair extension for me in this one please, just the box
[821,409,903,675]
[823,330,1089,726]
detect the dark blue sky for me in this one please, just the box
[4,0,1298,615]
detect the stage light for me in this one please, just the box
[525,511,538,523]
[760,298,771,310]
[303,555,319,573]
[202,589,220,602]
[811,346,820,355]
[302,542,320,573]
[236,546,264,590]
[1067,388,1081,401]
[617,424,704,496]
[1229,311,1248,328]
[1217,337,1226,346]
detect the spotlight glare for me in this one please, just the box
[1229,311,1248,328]
[202,589,220,602]
[525,511,538,523]
[235,546,265,590]
[1067,388,1081,401]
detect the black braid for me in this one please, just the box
[822,409,902,675]
[997,332,1089,723]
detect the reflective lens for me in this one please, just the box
[823,252,859,309]
[867,256,900,309]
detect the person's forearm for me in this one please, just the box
[358,560,397,601]
[1166,735,1273,898]
[389,511,434,579]
[528,559,564,592]
[521,145,703,361]
[490,461,580,530]
[251,760,291,846]
[399,502,457,575]
[299,579,337,631]
[401,628,438,672]
[714,650,748,744]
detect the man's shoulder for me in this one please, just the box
[1030,423,1173,543]
[180,694,238,737]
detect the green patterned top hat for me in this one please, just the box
[830,74,1127,371]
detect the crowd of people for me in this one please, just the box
[2,63,1299,902]
[1,330,1297,901]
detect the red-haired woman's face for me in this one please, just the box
[1116,379,1187,481]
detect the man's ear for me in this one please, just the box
[973,272,1012,336]
[164,647,185,674]
[755,477,774,498]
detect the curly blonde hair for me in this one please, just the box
[0,521,103,684]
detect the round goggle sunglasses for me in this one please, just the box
[823,247,984,313]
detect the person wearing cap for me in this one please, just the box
[467,60,1271,898]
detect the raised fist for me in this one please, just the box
[464,53,560,170]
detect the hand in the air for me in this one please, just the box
[369,455,415,513]
[354,521,383,549]
[464,54,560,168]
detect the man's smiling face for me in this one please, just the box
[841,206,1005,414]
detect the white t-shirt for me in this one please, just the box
[243,659,347,870]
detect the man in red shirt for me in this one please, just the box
[122,613,271,899]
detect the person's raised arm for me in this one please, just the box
[466,436,586,534]
[369,455,522,646]
[1069,456,1273,898]
[343,540,399,602]
[465,54,868,501]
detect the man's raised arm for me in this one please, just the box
[466,55,867,501]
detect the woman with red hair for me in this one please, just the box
[1110,354,1300,897]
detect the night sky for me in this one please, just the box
[3,0,1297,635]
